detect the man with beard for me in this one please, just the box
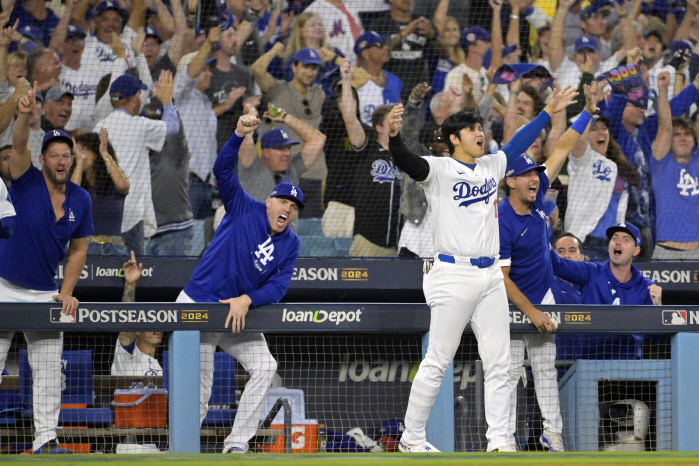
[0,79,93,454]
[177,113,302,454]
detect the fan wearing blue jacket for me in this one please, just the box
[550,222,662,305]
[176,113,303,454]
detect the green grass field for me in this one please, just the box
[2,452,699,466]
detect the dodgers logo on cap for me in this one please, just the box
[270,182,305,209]
[467,32,475,42]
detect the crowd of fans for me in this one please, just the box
[0,0,697,259]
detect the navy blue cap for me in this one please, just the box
[606,222,641,247]
[19,24,42,43]
[580,0,612,20]
[668,40,692,55]
[461,27,491,48]
[505,155,546,178]
[219,6,235,32]
[66,24,86,39]
[94,0,127,19]
[574,35,599,53]
[379,419,405,437]
[195,27,206,37]
[270,182,304,209]
[261,128,300,150]
[292,48,322,66]
[643,29,663,41]
[109,74,147,100]
[41,129,73,153]
[140,96,163,119]
[354,31,385,56]
[144,26,162,43]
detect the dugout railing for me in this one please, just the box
[0,303,697,453]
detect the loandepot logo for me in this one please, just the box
[282,308,362,325]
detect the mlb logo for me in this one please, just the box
[50,308,75,323]
[662,310,687,325]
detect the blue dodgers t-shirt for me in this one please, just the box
[650,150,699,242]
[498,170,555,305]
[0,167,94,291]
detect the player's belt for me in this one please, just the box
[437,254,496,268]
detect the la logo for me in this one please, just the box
[255,237,275,266]
[291,187,297,196]
[53,130,60,136]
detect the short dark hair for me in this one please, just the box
[0,145,12,153]
[520,85,546,116]
[554,232,584,255]
[371,104,394,129]
[441,108,484,154]
[672,117,697,144]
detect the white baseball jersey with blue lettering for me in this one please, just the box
[420,152,506,257]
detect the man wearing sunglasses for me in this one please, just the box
[251,43,325,146]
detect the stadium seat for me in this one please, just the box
[19,350,113,426]
[163,351,237,427]
[297,218,323,236]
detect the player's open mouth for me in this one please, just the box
[528,186,537,194]
[476,139,484,148]
[276,215,287,226]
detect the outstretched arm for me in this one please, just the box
[550,0,574,72]
[337,60,366,149]
[652,71,672,162]
[10,79,34,180]
[501,85,578,167]
[545,82,600,180]
[388,104,430,182]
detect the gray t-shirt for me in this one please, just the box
[204,63,254,151]
[237,152,306,202]
[266,80,323,141]
[149,115,193,232]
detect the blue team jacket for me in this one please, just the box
[550,249,653,305]
[183,133,300,307]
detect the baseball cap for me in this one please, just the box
[606,222,641,247]
[668,40,692,56]
[269,182,304,209]
[574,35,599,53]
[109,74,147,100]
[20,25,42,43]
[379,420,405,437]
[45,86,74,103]
[505,155,546,178]
[140,96,163,119]
[66,24,86,39]
[41,129,73,153]
[580,0,612,20]
[643,29,663,42]
[219,6,235,32]
[482,44,518,69]
[292,48,322,67]
[94,0,127,19]
[35,90,44,104]
[354,31,385,56]
[144,26,162,43]
[261,128,300,150]
[460,27,491,48]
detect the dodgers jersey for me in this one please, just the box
[420,152,506,258]
[183,133,300,307]
[550,249,654,305]
[498,170,554,304]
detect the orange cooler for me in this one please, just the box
[112,383,168,428]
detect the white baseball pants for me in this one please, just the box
[0,277,62,451]
[508,289,562,441]
[402,259,512,451]
[177,291,277,451]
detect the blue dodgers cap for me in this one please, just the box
[109,74,147,100]
[270,182,304,209]
[218,6,235,32]
[379,419,405,437]
[45,86,74,102]
[144,26,162,43]
[505,155,546,178]
[94,0,127,19]
[606,222,641,247]
[574,35,599,53]
[354,31,385,56]
[668,40,692,55]
[460,27,491,48]
[482,44,518,69]
[292,48,322,66]
[261,128,300,150]
[41,129,73,153]
[66,24,86,39]
[19,24,42,43]
[643,29,663,41]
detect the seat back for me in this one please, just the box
[163,351,236,405]
[19,350,93,406]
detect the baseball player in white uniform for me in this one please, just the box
[387,85,578,453]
